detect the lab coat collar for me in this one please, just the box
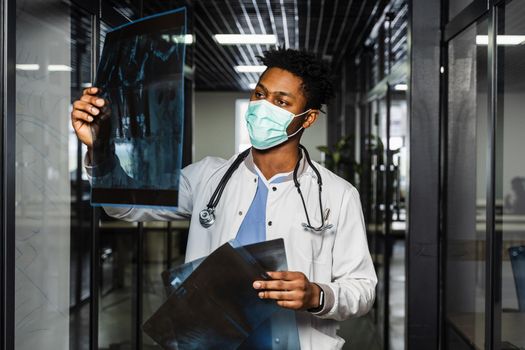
[243,147,311,182]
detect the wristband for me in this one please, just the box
[307,285,325,313]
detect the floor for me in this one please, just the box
[338,240,405,350]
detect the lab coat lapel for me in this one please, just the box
[218,163,258,244]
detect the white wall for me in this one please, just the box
[194,91,327,162]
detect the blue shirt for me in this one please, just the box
[235,171,288,246]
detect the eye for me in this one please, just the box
[277,99,288,107]
[254,91,264,99]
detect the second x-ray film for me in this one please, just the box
[161,239,289,296]
[143,242,282,349]
[150,239,301,350]
[91,8,186,208]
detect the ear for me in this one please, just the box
[303,110,319,129]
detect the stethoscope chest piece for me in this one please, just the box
[199,208,215,228]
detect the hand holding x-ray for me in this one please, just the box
[71,87,111,150]
[71,86,115,171]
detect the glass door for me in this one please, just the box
[366,85,407,350]
[444,17,488,350]
[496,1,525,348]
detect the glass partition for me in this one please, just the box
[497,0,525,348]
[69,7,93,350]
[444,17,488,349]
[15,1,72,348]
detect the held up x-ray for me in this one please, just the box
[90,8,186,208]
[144,239,301,350]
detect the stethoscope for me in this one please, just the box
[199,144,333,233]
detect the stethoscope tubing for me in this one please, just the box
[199,145,332,232]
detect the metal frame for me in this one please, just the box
[406,0,442,348]
[383,83,392,350]
[89,10,101,350]
[484,4,502,349]
[437,1,448,349]
[1,0,15,348]
[444,0,487,41]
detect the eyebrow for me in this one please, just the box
[257,82,296,99]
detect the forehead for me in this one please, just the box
[259,67,305,99]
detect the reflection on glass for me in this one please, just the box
[388,90,407,350]
[15,1,72,349]
[98,217,137,349]
[498,0,525,348]
[445,18,488,349]
[69,8,93,350]
[449,0,476,21]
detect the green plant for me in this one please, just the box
[317,136,361,184]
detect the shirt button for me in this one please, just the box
[272,186,277,191]
[254,178,257,183]
[238,211,243,216]
[268,221,272,226]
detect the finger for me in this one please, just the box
[73,100,100,116]
[258,290,297,301]
[253,279,292,291]
[80,94,105,107]
[267,271,301,281]
[72,109,94,123]
[83,86,98,95]
[277,300,302,310]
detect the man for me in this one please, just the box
[71,48,377,349]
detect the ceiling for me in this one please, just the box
[142,0,385,91]
[104,0,386,91]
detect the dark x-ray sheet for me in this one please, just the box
[161,239,289,296]
[147,239,301,350]
[143,242,280,349]
[91,8,186,208]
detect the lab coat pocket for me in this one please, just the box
[310,327,345,350]
[295,228,335,265]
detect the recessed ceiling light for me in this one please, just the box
[162,34,194,44]
[16,64,40,71]
[214,34,277,45]
[48,64,72,72]
[169,34,194,44]
[394,83,408,91]
[235,65,267,73]
[476,35,525,46]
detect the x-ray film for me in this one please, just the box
[90,8,186,208]
[152,239,301,350]
[161,239,288,296]
[143,242,281,349]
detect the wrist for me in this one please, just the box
[308,283,322,310]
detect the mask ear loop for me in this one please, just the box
[287,109,312,140]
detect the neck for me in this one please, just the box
[252,140,300,180]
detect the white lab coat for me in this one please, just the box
[99,149,377,350]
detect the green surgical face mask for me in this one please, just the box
[244,99,311,150]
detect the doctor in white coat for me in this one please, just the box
[71,48,377,350]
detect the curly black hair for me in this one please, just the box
[258,48,335,110]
